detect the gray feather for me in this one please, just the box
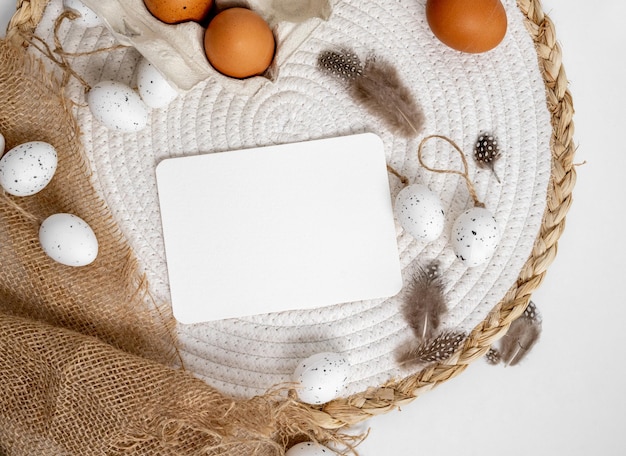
[489,301,542,366]
[317,49,424,137]
[401,261,447,342]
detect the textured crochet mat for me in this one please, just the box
[33,0,551,399]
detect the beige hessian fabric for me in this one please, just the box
[0,38,348,455]
[0,38,174,365]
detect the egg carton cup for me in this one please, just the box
[8,0,576,428]
[77,0,331,93]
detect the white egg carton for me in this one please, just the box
[78,0,332,93]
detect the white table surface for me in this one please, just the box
[2,1,624,455]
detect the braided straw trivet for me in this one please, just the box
[7,0,575,431]
[318,0,576,427]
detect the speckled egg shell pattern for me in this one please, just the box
[87,80,149,132]
[395,183,445,242]
[136,58,179,109]
[0,141,58,197]
[39,213,99,267]
[285,442,334,456]
[451,206,501,267]
[293,352,351,405]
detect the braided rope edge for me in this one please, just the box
[317,0,577,427]
[7,1,48,46]
[9,0,577,430]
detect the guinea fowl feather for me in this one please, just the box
[395,261,466,368]
[499,301,542,366]
[396,331,466,368]
[317,49,424,137]
[488,300,543,366]
[401,261,447,342]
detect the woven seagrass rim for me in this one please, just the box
[318,0,576,428]
[8,0,576,429]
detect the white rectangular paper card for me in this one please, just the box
[156,133,403,324]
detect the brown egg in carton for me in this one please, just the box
[78,0,332,94]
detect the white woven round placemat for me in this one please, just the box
[35,0,551,399]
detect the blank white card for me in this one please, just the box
[156,133,402,324]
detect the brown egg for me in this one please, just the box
[144,0,214,24]
[426,0,507,53]
[203,8,275,79]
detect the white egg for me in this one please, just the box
[87,81,149,132]
[451,206,500,267]
[293,352,350,405]
[0,131,5,153]
[136,58,179,109]
[285,442,335,456]
[395,183,445,242]
[0,141,58,197]
[63,0,104,27]
[39,213,99,267]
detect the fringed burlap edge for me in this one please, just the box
[1,19,180,367]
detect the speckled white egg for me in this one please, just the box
[293,352,350,405]
[0,141,58,197]
[451,206,500,267]
[285,442,334,456]
[63,0,104,27]
[87,81,149,132]
[39,213,99,267]
[136,58,179,109]
[0,131,5,153]
[395,184,445,242]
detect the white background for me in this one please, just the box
[1,1,624,455]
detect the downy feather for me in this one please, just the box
[401,261,447,342]
[492,300,542,366]
[317,49,424,137]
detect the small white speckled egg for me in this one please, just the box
[0,141,58,197]
[39,213,99,267]
[87,81,149,132]
[395,184,445,242]
[136,58,179,109]
[0,131,5,153]
[451,206,500,267]
[63,0,104,27]
[293,352,350,405]
[285,442,334,456]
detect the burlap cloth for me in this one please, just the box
[0,0,576,453]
